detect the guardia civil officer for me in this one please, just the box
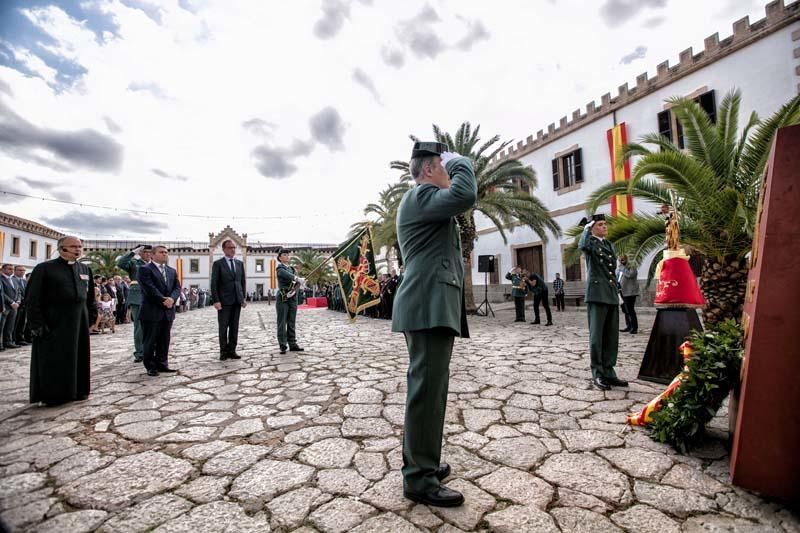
[505,266,527,322]
[392,141,476,507]
[579,214,628,390]
[117,244,152,362]
[275,247,304,354]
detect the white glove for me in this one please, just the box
[585,220,596,229]
[133,245,145,254]
[440,151,462,167]
[295,276,305,284]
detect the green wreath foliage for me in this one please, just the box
[647,319,743,452]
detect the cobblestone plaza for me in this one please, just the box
[1,304,797,532]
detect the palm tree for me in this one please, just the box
[291,249,334,295]
[391,122,561,311]
[82,249,123,278]
[350,182,409,270]
[577,89,800,325]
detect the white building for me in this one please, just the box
[0,212,63,270]
[472,0,800,302]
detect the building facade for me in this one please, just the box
[0,212,63,270]
[472,1,800,302]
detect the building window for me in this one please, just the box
[29,240,37,259]
[190,259,199,273]
[552,148,583,191]
[255,259,264,272]
[565,257,582,282]
[45,243,52,258]
[11,236,20,256]
[511,177,530,195]
[657,89,716,149]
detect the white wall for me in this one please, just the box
[473,20,800,286]
[0,228,59,270]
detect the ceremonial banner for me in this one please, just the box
[332,228,381,320]
[175,258,183,287]
[269,259,276,289]
[0,231,4,260]
[607,122,633,218]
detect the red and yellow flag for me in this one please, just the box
[175,258,183,287]
[0,232,5,260]
[607,122,633,218]
[269,259,276,289]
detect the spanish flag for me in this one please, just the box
[0,232,4,260]
[607,122,633,218]
[269,259,276,289]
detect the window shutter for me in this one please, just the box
[552,158,560,190]
[657,110,672,143]
[698,90,716,124]
[573,148,583,183]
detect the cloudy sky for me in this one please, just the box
[0,0,772,244]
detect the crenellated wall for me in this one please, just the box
[491,0,800,166]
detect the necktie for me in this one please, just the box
[229,258,235,273]
[160,264,167,283]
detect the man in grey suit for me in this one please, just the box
[617,255,639,334]
[392,141,476,507]
[211,239,246,360]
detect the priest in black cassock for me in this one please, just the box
[26,236,96,406]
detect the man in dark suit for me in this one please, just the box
[1,264,21,348]
[392,141,476,508]
[137,245,181,377]
[13,265,29,345]
[211,239,246,360]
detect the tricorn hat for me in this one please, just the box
[276,247,291,256]
[591,213,606,222]
[411,141,448,159]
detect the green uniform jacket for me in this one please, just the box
[391,157,477,337]
[579,225,619,305]
[505,272,527,298]
[276,263,298,302]
[117,252,148,306]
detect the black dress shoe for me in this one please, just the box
[289,345,304,352]
[620,328,630,332]
[219,353,229,361]
[530,320,540,325]
[158,367,177,373]
[404,485,464,507]
[545,322,553,326]
[17,341,30,346]
[5,343,18,349]
[629,330,638,334]
[606,376,629,387]
[435,463,451,481]
[592,376,611,390]
[279,346,287,354]
[227,352,241,359]
[147,369,159,377]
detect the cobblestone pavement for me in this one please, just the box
[1,303,797,532]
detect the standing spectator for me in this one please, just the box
[552,273,565,312]
[13,265,29,345]
[97,293,116,333]
[137,245,180,377]
[105,277,118,320]
[505,266,528,322]
[190,288,198,310]
[527,272,553,326]
[617,255,640,334]
[210,239,246,360]
[114,275,127,324]
[27,236,96,405]
[1,264,21,348]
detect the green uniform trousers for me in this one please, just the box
[276,298,297,348]
[402,329,454,494]
[130,304,143,361]
[587,302,619,379]
[513,296,526,321]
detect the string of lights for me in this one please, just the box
[1,190,361,221]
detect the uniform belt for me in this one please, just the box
[512,285,523,289]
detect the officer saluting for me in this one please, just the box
[578,214,628,390]
[117,244,152,362]
[393,141,476,508]
[505,266,528,322]
[275,247,304,355]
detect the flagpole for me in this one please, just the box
[302,226,369,279]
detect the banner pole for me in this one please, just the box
[304,226,368,278]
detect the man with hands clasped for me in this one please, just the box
[137,245,181,377]
[211,239,246,360]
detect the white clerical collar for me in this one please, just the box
[67,261,76,264]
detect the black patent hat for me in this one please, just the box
[276,247,291,256]
[411,141,448,158]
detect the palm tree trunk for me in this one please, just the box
[458,211,478,313]
[700,254,748,326]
